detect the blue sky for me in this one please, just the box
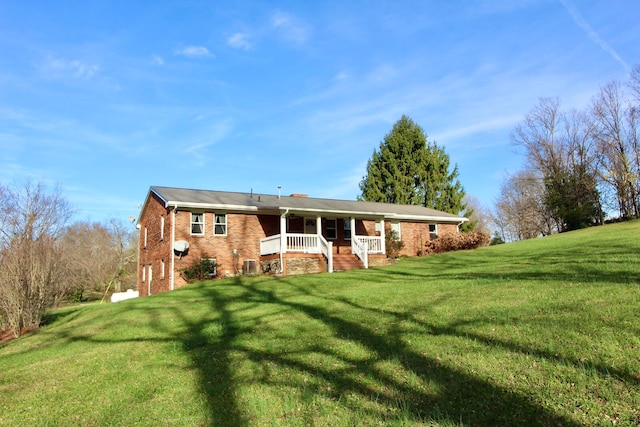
[1,1,638,223]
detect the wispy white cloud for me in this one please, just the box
[270,11,310,44]
[174,45,214,58]
[184,118,233,165]
[227,32,253,50]
[151,54,164,65]
[559,0,629,70]
[42,54,99,79]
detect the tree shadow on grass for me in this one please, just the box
[174,277,586,426]
[30,273,633,426]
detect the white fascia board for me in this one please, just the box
[281,206,466,223]
[165,201,260,212]
[386,214,469,223]
[280,206,386,218]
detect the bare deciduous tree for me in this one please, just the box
[462,195,492,234]
[512,98,602,231]
[60,219,137,300]
[592,81,640,219]
[0,181,74,337]
[493,170,555,241]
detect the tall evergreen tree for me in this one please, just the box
[359,115,466,216]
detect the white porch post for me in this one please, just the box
[350,217,355,240]
[379,218,386,255]
[317,215,322,236]
[280,212,287,273]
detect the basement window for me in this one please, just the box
[191,212,204,235]
[429,224,438,239]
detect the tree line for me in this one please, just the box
[494,65,640,241]
[0,181,137,337]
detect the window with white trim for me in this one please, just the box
[160,216,165,241]
[214,213,227,236]
[161,260,165,279]
[343,219,351,240]
[203,258,217,278]
[429,224,438,239]
[390,221,401,240]
[191,212,204,235]
[142,265,146,282]
[143,227,148,248]
[325,219,337,239]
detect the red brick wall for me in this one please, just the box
[397,221,459,256]
[137,192,172,296]
[172,211,276,287]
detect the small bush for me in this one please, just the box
[424,231,490,255]
[181,257,217,283]
[385,230,405,259]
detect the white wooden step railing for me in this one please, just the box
[351,236,369,269]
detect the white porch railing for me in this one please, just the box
[260,235,281,255]
[357,236,384,254]
[286,233,321,253]
[260,233,333,273]
[351,236,369,269]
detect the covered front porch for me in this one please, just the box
[259,213,386,273]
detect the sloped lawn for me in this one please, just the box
[1,220,639,426]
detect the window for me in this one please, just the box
[375,221,382,235]
[204,258,217,278]
[160,216,165,241]
[343,219,351,240]
[214,213,227,235]
[325,219,337,239]
[142,265,146,282]
[191,212,204,235]
[429,224,438,239]
[161,260,165,279]
[144,227,148,248]
[390,221,401,240]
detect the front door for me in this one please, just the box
[304,218,317,234]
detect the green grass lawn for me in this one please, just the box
[1,221,639,426]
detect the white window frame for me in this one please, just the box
[343,219,351,240]
[325,219,337,240]
[142,265,146,282]
[191,212,205,235]
[160,216,165,241]
[429,224,438,239]
[390,221,401,240]
[204,258,217,278]
[161,260,165,279]
[214,213,227,236]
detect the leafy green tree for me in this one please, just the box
[359,115,466,215]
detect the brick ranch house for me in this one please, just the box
[137,186,468,296]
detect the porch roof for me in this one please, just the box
[149,186,468,223]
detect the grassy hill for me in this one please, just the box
[1,221,639,426]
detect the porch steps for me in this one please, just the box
[332,254,364,271]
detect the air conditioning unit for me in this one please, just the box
[243,259,258,275]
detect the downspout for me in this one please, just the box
[170,205,177,290]
[280,209,289,274]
